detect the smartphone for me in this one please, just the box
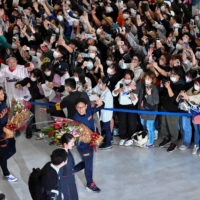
[120,83,123,88]
[85,34,92,38]
[82,53,90,58]
[13,0,19,4]
[184,42,189,47]
[156,39,161,43]
[175,28,178,32]
[141,3,149,12]
[121,41,124,45]
[136,14,140,19]
[25,63,30,68]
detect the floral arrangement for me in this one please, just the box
[42,117,103,150]
[6,99,33,131]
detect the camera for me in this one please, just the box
[107,40,117,48]
[162,78,170,84]
[111,27,123,35]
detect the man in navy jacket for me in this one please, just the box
[73,97,105,193]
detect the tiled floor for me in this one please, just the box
[1,135,200,200]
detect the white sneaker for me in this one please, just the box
[119,139,126,146]
[192,145,199,155]
[154,130,158,140]
[4,174,17,182]
[179,144,189,151]
[124,139,133,146]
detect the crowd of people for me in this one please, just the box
[0,0,200,198]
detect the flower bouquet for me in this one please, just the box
[6,99,33,131]
[42,117,103,150]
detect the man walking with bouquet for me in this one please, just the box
[0,86,17,181]
[73,98,105,193]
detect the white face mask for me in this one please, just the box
[89,53,96,59]
[132,62,138,67]
[57,15,63,21]
[106,60,113,66]
[170,76,177,82]
[67,0,71,5]
[159,59,164,66]
[53,51,60,58]
[96,28,102,35]
[105,7,113,13]
[161,5,166,12]
[123,14,129,19]
[74,77,79,82]
[30,36,35,41]
[13,30,19,35]
[185,76,192,83]
[145,80,151,85]
[87,62,94,70]
[36,52,42,58]
[176,44,182,50]
[55,28,59,33]
[29,50,36,56]
[107,67,113,74]
[124,79,131,84]
[44,71,51,76]
[194,84,199,91]
[30,76,37,81]
[11,43,18,49]
[73,13,77,18]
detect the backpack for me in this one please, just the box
[28,168,51,200]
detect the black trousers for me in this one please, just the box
[0,138,16,176]
[118,104,137,139]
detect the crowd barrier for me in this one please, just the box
[30,101,194,117]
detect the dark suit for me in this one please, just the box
[40,162,61,200]
[46,91,90,118]
[60,151,84,200]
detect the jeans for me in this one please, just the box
[140,118,155,145]
[102,121,112,145]
[179,116,192,146]
[0,138,16,176]
[194,124,200,147]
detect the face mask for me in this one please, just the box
[55,28,59,33]
[67,0,71,5]
[29,50,36,56]
[13,30,19,35]
[132,62,138,67]
[123,14,129,19]
[130,8,136,15]
[89,53,96,59]
[11,43,18,49]
[36,52,42,58]
[87,62,94,70]
[30,76,37,81]
[96,28,102,35]
[98,83,103,89]
[107,67,113,74]
[57,15,63,22]
[74,77,79,82]
[194,84,199,91]
[73,13,77,18]
[105,7,113,13]
[185,76,192,83]
[145,80,151,85]
[170,76,177,82]
[161,5,166,12]
[124,79,131,84]
[105,34,111,40]
[44,71,51,76]
[159,59,164,66]
[106,60,113,66]
[30,36,35,41]
[195,52,200,60]
[176,44,182,50]
[53,51,60,58]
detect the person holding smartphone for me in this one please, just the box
[112,69,138,146]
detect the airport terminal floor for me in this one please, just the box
[1,134,200,200]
